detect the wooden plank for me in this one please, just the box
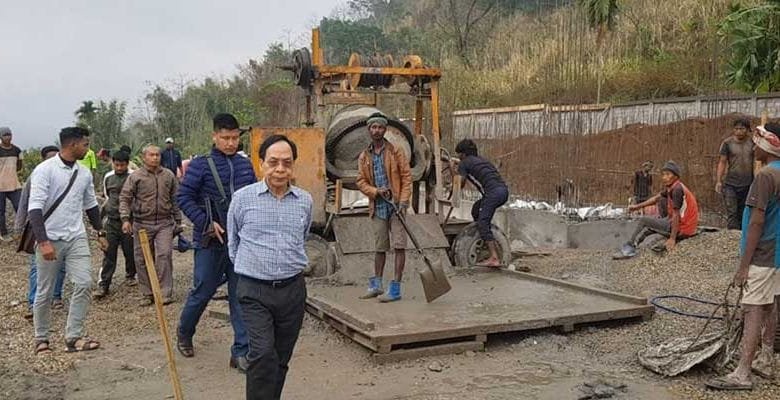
[370,305,652,347]
[323,96,376,106]
[307,296,376,331]
[452,104,546,116]
[499,270,649,305]
[373,341,484,364]
[319,313,378,351]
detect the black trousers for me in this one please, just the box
[238,274,306,400]
[723,184,750,230]
[98,218,136,289]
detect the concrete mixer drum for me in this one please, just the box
[325,105,431,190]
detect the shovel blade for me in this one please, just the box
[419,257,451,303]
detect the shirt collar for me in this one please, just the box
[367,139,387,153]
[55,154,79,170]
[256,179,300,198]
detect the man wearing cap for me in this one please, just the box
[616,160,699,258]
[0,127,23,241]
[356,113,412,302]
[707,123,780,391]
[716,118,754,230]
[162,137,183,177]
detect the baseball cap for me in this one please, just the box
[0,127,11,136]
[165,137,174,143]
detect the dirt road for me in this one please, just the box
[0,230,777,399]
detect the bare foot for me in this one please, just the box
[477,258,502,268]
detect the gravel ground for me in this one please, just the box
[1,225,779,399]
[520,229,780,399]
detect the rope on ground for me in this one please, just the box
[650,293,736,320]
[638,284,744,376]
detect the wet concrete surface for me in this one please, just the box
[309,270,651,341]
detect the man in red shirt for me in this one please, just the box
[615,161,699,258]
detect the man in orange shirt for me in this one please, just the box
[616,161,699,259]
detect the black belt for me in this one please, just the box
[252,273,302,288]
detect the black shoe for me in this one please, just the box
[229,356,248,373]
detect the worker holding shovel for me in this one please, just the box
[454,139,509,267]
[356,113,412,302]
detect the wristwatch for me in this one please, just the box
[97,231,107,238]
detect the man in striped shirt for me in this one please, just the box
[227,135,312,400]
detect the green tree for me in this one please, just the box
[580,0,619,103]
[718,0,780,92]
[431,0,502,67]
[75,100,98,122]
[75,99,127,151]
[320,18,394,64]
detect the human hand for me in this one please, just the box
[733,265,749,287]
[122,221,133,235]
[97,237,108,252]
[628,204,639,213]
[377,188,391,200]
[39,241,57,261]
[715,182,723,194]
[665,238,676,252]
[212,222,225,244]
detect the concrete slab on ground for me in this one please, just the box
[306,269,654,360]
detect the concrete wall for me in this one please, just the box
[567,220,638,250]
[504,209,569,249]
[497,208,637,250]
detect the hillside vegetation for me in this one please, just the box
[61,0,779,161]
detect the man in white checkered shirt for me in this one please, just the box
[227,134,312,400]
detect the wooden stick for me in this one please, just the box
[138,229,184,400]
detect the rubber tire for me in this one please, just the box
[304,234,330,277]
[451,222,511,268]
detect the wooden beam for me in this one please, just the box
[373,341,484,364]
[317,65,442,77]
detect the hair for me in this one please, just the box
[455,139,478,157]
[119,145,132,153]
[259,134,298,160]
[213,113,239,131]
[142,144,160,155]
[59,127,90,147]
[40,145,59,158]
[733,118,751,129]
[112,151,130,163]
[766,122,780,136]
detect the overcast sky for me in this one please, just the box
[0,0,345,148]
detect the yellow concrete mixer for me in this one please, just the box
[248,28,512,284]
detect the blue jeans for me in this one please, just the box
[28,255,66,307]
[178,244,248,358]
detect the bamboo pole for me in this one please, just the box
[138,229,184,400]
